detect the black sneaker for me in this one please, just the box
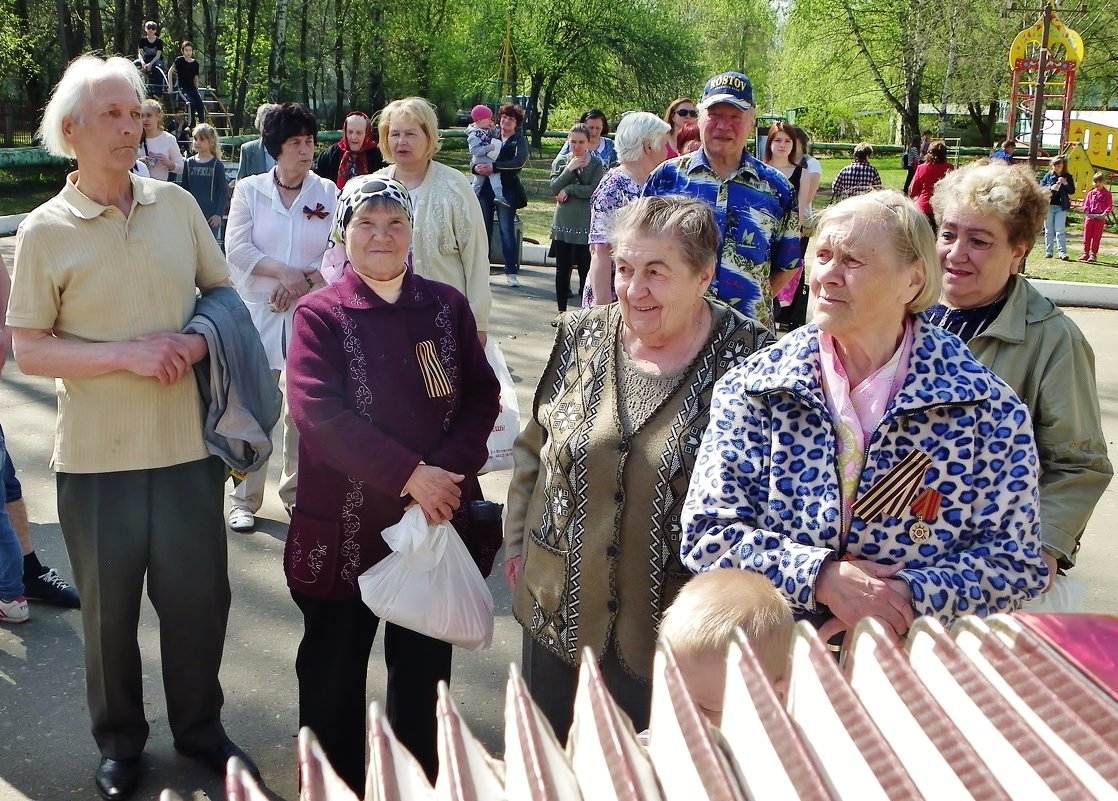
[24,567,81,609]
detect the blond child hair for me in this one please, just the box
[660,569,793,686]
[191,122,220,156]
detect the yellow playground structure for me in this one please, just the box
[1064,120,1118,201]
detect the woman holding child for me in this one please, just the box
[505,195,773,739]
[682,190,1048,644]
[474,103,530,287]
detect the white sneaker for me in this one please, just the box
[505,274,520,287]
[227,507,256,532]
[0,596,29,624]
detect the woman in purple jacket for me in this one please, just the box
[283,176,500,792]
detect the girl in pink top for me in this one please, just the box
[1081,173,1112,263]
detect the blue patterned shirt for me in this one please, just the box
[643,148,799,328]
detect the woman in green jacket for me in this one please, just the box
[548,123,606,318]
[925,159,1112,587]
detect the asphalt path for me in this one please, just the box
[0,235,1116,800]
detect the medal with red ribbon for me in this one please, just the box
[908,487,942,542]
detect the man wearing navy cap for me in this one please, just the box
[644,72,799,329]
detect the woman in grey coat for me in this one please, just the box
[548,123,606,317]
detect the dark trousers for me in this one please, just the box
[179,86,206,129]
[522,632,650,745]
[551,241,590,312]
[57,457,230,759]
[291,591,452,792]
[903,166,917,193]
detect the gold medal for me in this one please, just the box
[909,521,931,541]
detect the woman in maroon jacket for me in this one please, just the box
[283,176,500,792]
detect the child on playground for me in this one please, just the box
[658,569,794,726]
[166,40,206,131]
[1081,173,1112,263]
[181,123,228,241]
[466,104,510,207]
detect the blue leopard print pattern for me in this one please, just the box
[681,318,1047,625]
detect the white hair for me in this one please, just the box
[255,103,281,134]
[37,55,146,159]
[614,111,671,163]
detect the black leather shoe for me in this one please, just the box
[176,740,260,779]
[95,756,141,801]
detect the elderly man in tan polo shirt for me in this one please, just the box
[9,56,258,800]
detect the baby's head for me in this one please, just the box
[471,104,494,129]
[659,569,793,726]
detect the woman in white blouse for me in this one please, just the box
[224,103,337,532]
[137,99,184,181]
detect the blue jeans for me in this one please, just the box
[1044,206,1068,257]
[477,183,519,275]
[0,432,23,600]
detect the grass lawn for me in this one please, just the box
[0,164,67,216]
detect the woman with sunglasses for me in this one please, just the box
[663,98,698,158]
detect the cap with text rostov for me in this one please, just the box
[698,72,754,112]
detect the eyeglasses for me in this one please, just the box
[146,25,157,29]
[675,109,698,118]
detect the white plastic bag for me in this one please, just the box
[480,340,520,475]
[359,506,494,650]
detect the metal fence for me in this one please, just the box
[1,103,39,147]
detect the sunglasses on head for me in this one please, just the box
[675,108,698,118]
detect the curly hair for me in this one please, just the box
[261,103,318,159]
[926,140,948,164]
[930,159,1048,248]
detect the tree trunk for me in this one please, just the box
[526,72,543,148]
[185,0,195,42]
[56,0,73,68]
[233,0,261,132]
[13,0,43,105]
[348,45,360,115]
[88,0,105,51]
[332,0,344,127]
[267,0,290,102]
[299,0,310,107]
[966,102,999,147]
[200,0,218,86]
[537,73,559,149]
